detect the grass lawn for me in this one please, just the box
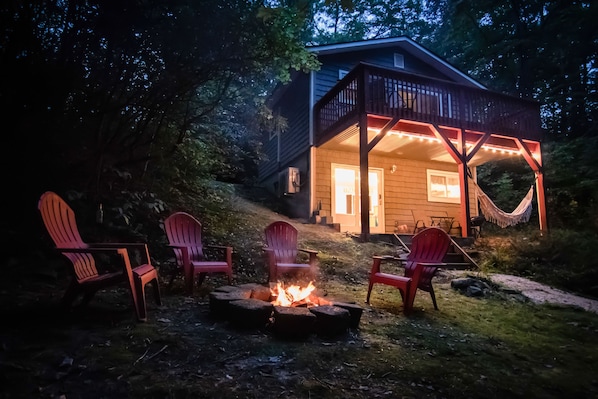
[2,185,596,398]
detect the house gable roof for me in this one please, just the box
[307,36,486,90]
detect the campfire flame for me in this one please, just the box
[270,281,317,307]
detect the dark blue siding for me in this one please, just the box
[314,47,454,103]
[259,73,310,183]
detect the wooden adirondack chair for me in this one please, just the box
[366,227,450,314]
[163,212,233,295]
[38,191,162,322]
[264,221,318,282]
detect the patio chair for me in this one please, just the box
[411,209,427,234]
[38,191,162,322]
[163,212,233,295]
[366,227,450,314]
[264,221,318,282]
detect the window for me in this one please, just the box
[394,53,405,69]
[427,169,460,203]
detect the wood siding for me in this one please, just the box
[315,147,477,234]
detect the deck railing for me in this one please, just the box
[314,63,542,143]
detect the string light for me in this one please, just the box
[370,128,523,155]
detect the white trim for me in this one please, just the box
[331,164,385,233]
[393,53,405,69]
[427,169,461,204]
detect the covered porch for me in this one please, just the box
[313,63,545,241]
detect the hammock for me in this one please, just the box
[475,184,534,228]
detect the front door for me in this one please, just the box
[331,164,384,233]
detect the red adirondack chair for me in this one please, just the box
[163,212,233,295]
[366,227,451,314]
[264,221,318,282]
[38,191,162,321]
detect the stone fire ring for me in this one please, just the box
[208,283,363,339]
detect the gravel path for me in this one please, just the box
[489,273,598,314]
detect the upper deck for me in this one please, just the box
[314,63,542,146]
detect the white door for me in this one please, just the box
[332,165,384,233]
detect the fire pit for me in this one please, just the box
[208,282,363,339]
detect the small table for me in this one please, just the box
[429,216,454,233]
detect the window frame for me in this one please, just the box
[426,169,461,204]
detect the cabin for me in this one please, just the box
[259,36,546,241]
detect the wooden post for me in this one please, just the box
[358,68,370,242]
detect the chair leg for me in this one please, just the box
[197,273,206,287]
[429,286,439,310]
[134,277,148,322]
[133,266,161,322]
[152,277,162,306]
[185,269,194,296]
[366,281,374,303]
[168,265,179,290]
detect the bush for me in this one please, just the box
[479,228,598,298]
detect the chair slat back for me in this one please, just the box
[164,212,205,265]
[38,191,99,281]
[404,227,450,287]
[264,221,298,264]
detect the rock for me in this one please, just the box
[228,298,273,329]
[272,306,317,340]
[309,305,351,338]
[331,301,363,329]
[209,291,251,318]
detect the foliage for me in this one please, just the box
[309,0,435,44]
[476,157,537,212]
[419,1,598,231]
[477,228,598,298]
[543,135,598,230]
[1,0,319,244]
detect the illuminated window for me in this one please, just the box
[427,169,460,203]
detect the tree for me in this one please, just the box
[0,0,319,242]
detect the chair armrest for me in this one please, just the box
[415,262,446,267]
[56,247,124,254]
[87,242,147,249]
[299,248,318,255]
[299,248,318,265]
[87,242,151,264]
[373,255,399,261]
[56,247,140,279]
[206,244,232,250]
